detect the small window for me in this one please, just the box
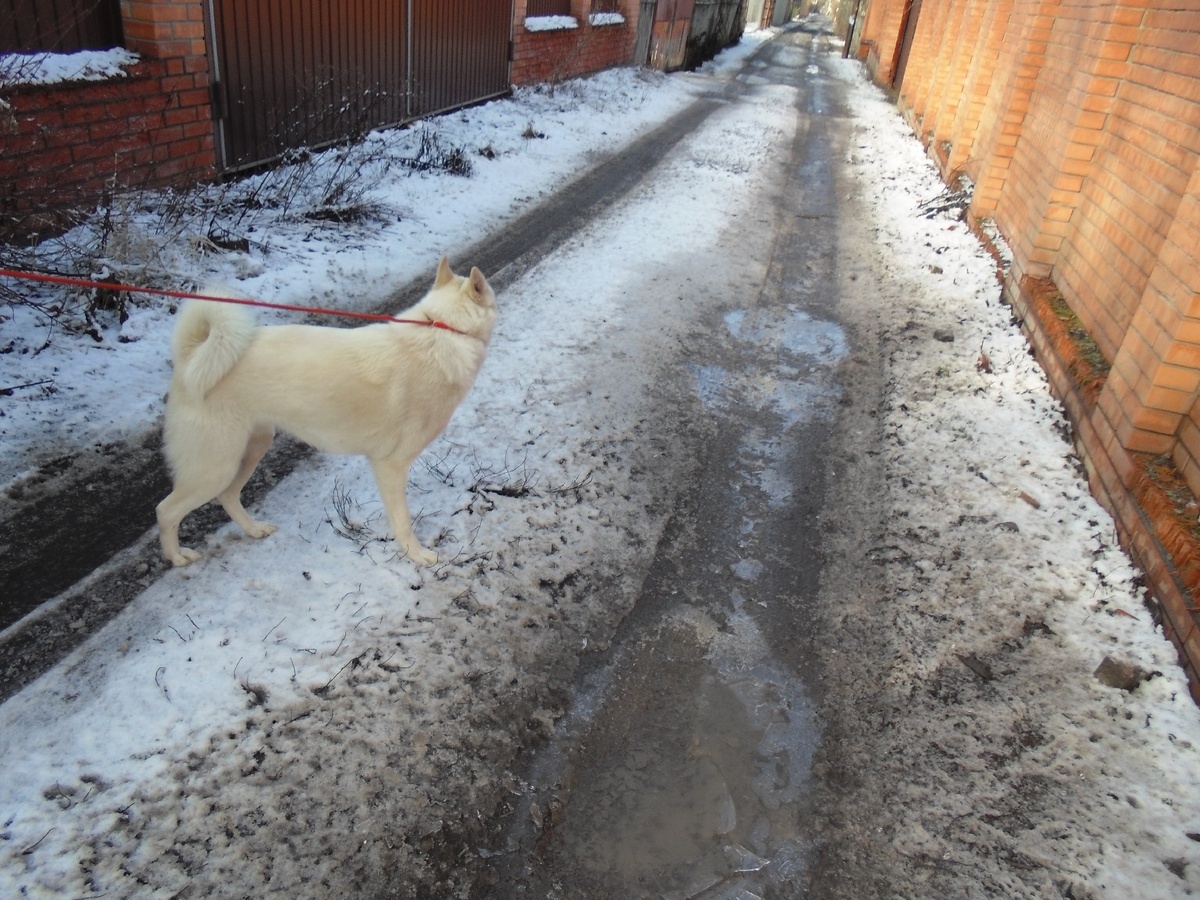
[2,0,124,54]
[525,0,571,16]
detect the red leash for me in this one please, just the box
[0,267,466,334]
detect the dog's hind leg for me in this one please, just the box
[157,455,243,566]
[218,427,278,540]
[369,456,437,567]
[157,490,205,567]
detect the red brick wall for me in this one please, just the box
[996,4,1115,287]
[945,0,1013,175]
[1168,171,1200,491]
[859,0,1200,693]
[859,0,907,84]
[1059,7,1200,363]
[511,0,640,86]
[121,0,208,60]
[928,0,983,156]
[1099,164,1200,459]
[0,0,215,232]
[863,0,1200,465]
[917,0,971,143]
[966,0,1041,219]
[897,0,945,124]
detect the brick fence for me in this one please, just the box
[511,0,641,86]
[857,0,1200,698]
[0,0,216,234]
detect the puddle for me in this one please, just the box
[723,306,846,361]
[504,601,818,899]
[691,306,847,518]
[691,309,845,430]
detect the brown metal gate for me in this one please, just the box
[207,0,512,171]
[410,0,512,119]
[648,0,694,72]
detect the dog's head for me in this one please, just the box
[424,256,496,343]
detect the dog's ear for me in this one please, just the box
[434,255,454,289]
[468,267,492,304]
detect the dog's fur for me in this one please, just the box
[156,257,496,567]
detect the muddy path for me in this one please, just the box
[466,29,870,898]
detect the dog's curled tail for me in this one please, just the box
[171,298,256,398]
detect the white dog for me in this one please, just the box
[156,257,496,567]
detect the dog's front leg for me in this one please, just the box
[369,456,438,567]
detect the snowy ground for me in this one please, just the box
[2,23,1199,899]
[813,53,1200,899]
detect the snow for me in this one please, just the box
[1,25,1198,898]
[0,48,139,87]
[589,13,626,27]
[523,15,579,32]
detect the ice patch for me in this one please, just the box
[691,363,732,411]
[725,306,847,361]
[731,558,764,581]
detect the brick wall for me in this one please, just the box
[859,0,1200,695]
[511,0,640,86]
[1063,8,1200,362]
[865,0,1200,465]
[0,0,215,234]
[997,5,1113,288]
[859,0,906,83]
[967,0,1037,219]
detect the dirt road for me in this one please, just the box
[478,29,863,898]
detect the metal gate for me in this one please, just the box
[647,0,694,71]
[633,0,656,65]
[207,0,512,171]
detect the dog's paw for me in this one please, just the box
[407,546,438,567]
[168,547,202,567]
[245,520,277,539]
